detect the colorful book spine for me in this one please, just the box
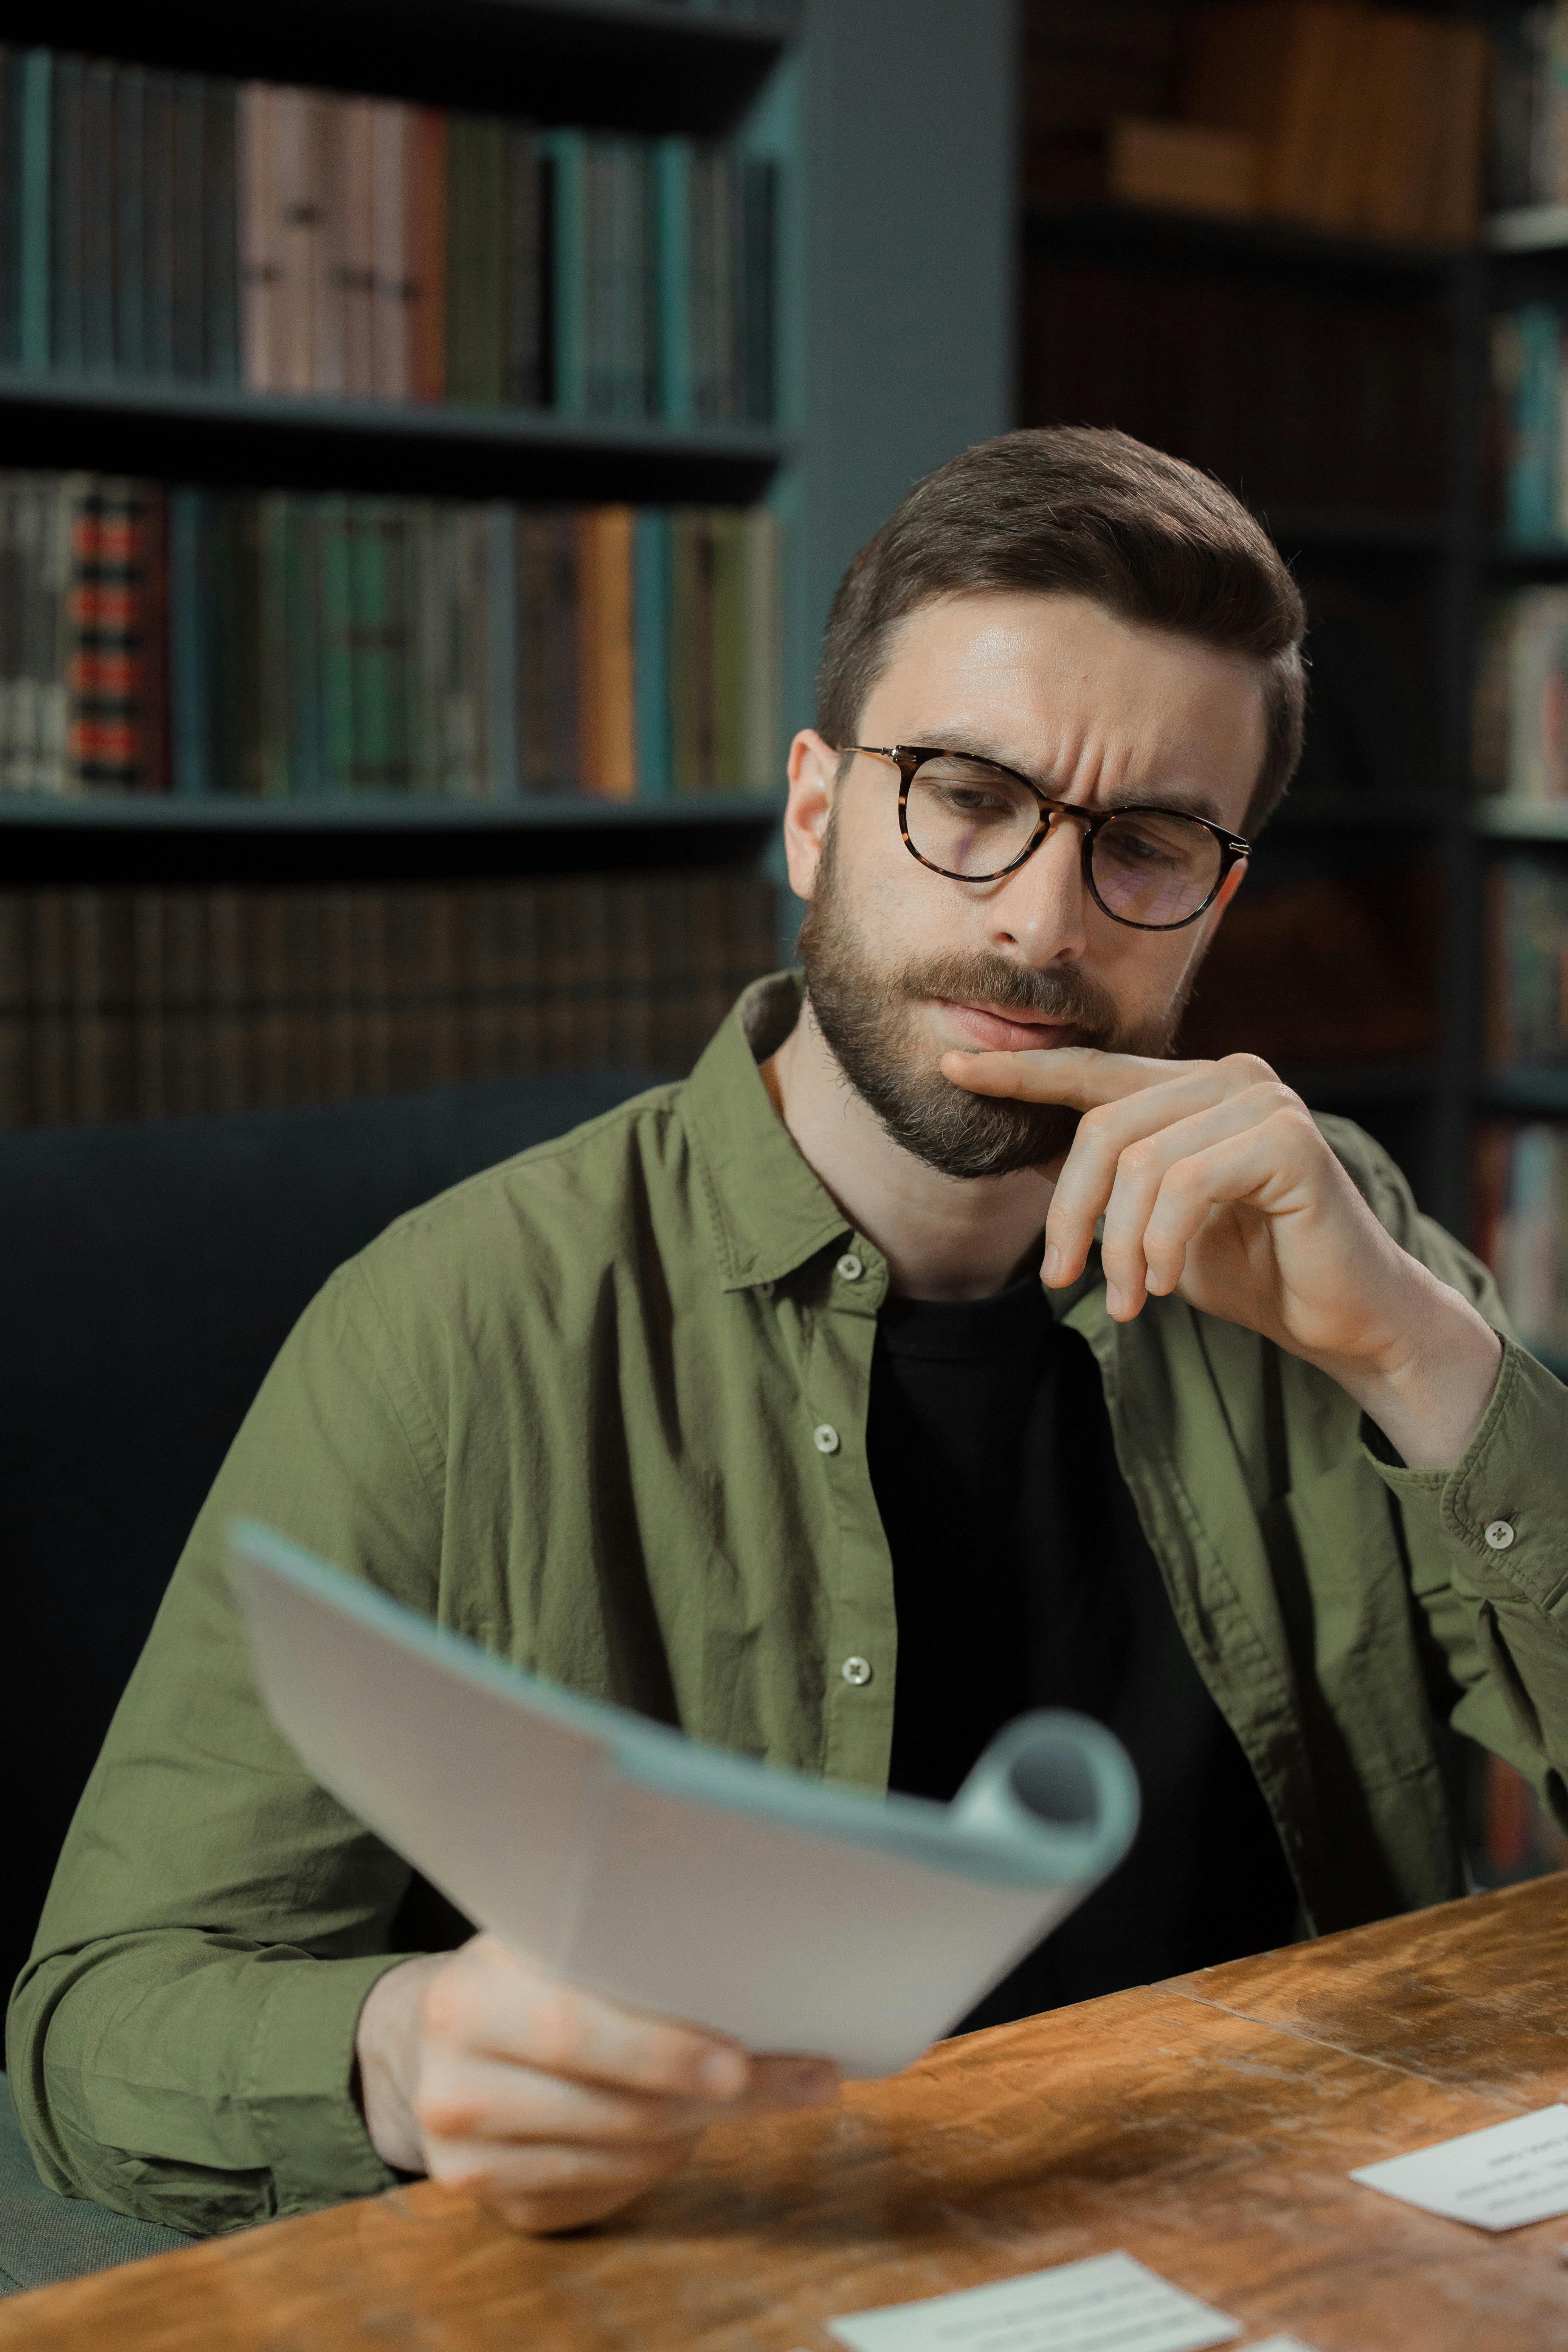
[543,127,588,417]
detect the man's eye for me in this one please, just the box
[939,787,1012,819]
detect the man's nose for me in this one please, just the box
[986,808,1089,963]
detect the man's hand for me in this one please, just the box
[944,1045,1503,1471]
[354,1934,839,2236]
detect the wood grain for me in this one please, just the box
[6,1877,1568,2351]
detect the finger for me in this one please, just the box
[1095,1091,1292,1316]
[417,2050,837,2151]
[941,1044,1201,1111]
[1138,1114,1322,1297]
[1045,1069,1280,1283]
[427,1941,754,2103]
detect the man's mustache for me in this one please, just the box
[894,953,1119,1038]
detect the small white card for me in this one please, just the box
[1245,2340,1317,2350]
[1350,2103,1568,2232]
[826,2251,1242,2352]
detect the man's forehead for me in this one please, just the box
[868,591,1265,816]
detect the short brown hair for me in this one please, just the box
[815,427,1307,836]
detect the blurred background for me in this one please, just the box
[0,0,1561,1889]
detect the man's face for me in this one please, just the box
[787,590,1267,1179]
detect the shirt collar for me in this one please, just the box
[683,971,858,1292]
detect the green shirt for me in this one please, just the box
[10,973,1568,2237]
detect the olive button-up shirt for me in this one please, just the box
[11,972,1568,2239]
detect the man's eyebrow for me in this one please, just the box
[922,739,1234,829]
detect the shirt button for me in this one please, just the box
[1484,1519,1516,1551]
[813,1423,841,1454]
[841,1655,872,1686]
[836,1253,865,1282]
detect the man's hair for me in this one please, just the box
[815,427,1307,837]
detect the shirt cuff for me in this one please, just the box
[240,1951,413,2216]
[1364,1337,1568,1612]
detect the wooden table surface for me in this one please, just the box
[8,1873,1568,2350]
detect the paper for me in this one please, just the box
[1350,2104,1568,2231]
[1244,2340,1317,2351]
[228,1521,1139,2079]
[826,2252,1242,2352]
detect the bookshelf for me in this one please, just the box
[1021,42,1496,1238]
[0,0,1014,1116]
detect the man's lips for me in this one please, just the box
[935,998,1084,1055]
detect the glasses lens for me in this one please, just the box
[904,755,1042,878]
[1090,811,1223,928]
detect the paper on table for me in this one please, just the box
[825,2253,1242,2352]
[228,1521,1140,2079]
[1349,2104,1568,2231]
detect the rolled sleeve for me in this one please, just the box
[1368,1338,1568,1794]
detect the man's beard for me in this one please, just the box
[796,821,1187,1181]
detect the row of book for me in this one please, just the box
[1474,1120,1568,1367]
[1495,3,1568,213]
[1492,305,1568,547]
[0,48,777,424]
[1474,588,1568,803]
[0,873,778,1129]
[1092,1,1489,245]
[1485,860,1568,1069]
[0,472,783,801]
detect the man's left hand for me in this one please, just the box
[943,1046,1503,1472]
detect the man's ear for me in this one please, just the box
[782,729,839,901]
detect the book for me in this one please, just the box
[48,51,83,373]
[653,137,694,425]
[80,59,114,373]
[577,504,636,798]
[142,70,177,379]
[232,1521,1139,2077]
[371,101,410,402]
[340,95,375,399]
[112,64,146,376]
[171,73,207,379]
[237,82,280,390]
[543,127,588,415]
[634,508,672,798]
[17,49,50,372]
[405,109,446,402]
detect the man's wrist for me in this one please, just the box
[355,1953,442,2175]
[1309,1270,1504,1473]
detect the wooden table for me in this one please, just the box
[8,1873,1568,2350]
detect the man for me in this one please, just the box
[11,428,1566,2245]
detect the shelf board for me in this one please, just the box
[1489,538,1568,574]
[1481,1069,1568,1114]
[1472,802,1568,841]
[1024,202,1462,280]
[0,370,789,465]
[494,0,800,43]
[0,791,785,833]
[1489,205,1568,253]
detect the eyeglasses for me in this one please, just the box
[849,745,1251,933]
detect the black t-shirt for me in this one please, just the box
[866,1271,1298,2030]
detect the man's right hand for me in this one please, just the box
[354,1932,842,2235]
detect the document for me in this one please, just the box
[229,1521,1140,2078]
[825,2251,1242,2352]
[1349,2104,1568,2231]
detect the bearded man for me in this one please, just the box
[12,428,1564,2245]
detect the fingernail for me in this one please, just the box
[1042,1243,1060,1281]
[1105,1282,1123,1317]
[699,2049,748,2099]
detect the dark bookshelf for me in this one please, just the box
[1018,2,1505,1236]
[0,0,1017,1101]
